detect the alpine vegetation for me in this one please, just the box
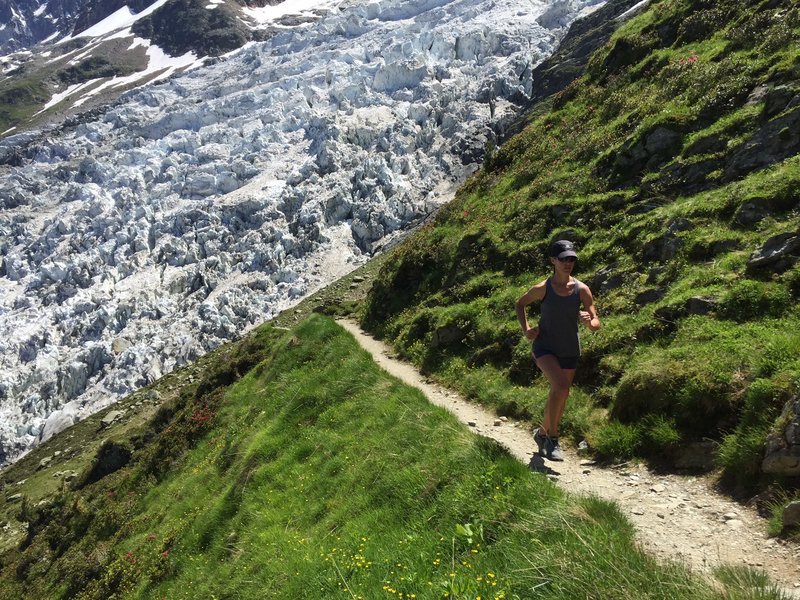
[360,0,800,489]
[0,315,783,599]
[0,0,605,464]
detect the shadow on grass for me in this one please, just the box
[529,454,561,476]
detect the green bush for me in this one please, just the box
[717,376,796,487]
[611,359,684,422]
[716,428,766,482]
[785,263,800,298]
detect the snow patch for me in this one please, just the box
[35,80,101,114]
[242,0,341,24]
[617,0,650,20]
[70,0,171,39]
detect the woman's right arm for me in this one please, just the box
[515,281,546,341]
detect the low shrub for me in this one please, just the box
[611,359,684,422]
[717,427,768,484]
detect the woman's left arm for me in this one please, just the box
[579,285,601,331]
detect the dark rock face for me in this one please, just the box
[642,231,684,263]
[236,0,285,7]
[0,0,258,55]
[609,126,684,182]
[724,106,800,182]
[762,395,800,476]
[746,232,800,275]
[783,501,800,529]
[589,264,626,295]
[528,0,644,102]
[734,198,780,226]
[131,0,253,57]
[0,0,112,53]
[501,0,643,140]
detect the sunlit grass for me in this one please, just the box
[3,315,773,599]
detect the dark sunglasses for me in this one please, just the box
[557,256,577,263]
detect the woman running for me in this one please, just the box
[515,240,601,461]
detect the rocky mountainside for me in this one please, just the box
[0,0,271,55]
[0,0,614,465]
[0,0,307,136]
[1,0,91,53]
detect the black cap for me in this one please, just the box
[549,240,578,259]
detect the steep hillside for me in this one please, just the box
[2,314,773,599]
[0,0,309,135]
[361,0,800,493]
[0,0,604,466]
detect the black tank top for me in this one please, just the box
[533,277,582,358]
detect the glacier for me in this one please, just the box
[0,0,606,465]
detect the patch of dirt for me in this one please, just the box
[338,318,800,596]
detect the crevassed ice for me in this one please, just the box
[0,0,605,465]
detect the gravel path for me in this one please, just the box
[338,319,800,595]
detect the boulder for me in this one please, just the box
[684,296,716,315]
[734,197,776,226]
[746,232,800,275]
[671,440,716,471]
[595,272,625,294]
[634,288,665,306]
[432,326,467,348]
[762,395,800,476]
[763,85,800,119]
[100,410,124,429]
[783,501,800,529]
[642,232,683,263]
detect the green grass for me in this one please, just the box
[3,315,779,599]
[359,0,800,486]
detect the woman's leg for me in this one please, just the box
[553,367,576,433]
[535,354,576,437]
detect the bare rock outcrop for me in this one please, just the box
[762,395,800,476]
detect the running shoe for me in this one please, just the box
[548,437,565,461]
[533,428,547,456]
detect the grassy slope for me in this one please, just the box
[3,314,779,599]
[0,38,148,135]
[360,0,800,490]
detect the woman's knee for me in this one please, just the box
[550,381,571,400]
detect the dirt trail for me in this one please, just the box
[338,319,800,594]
